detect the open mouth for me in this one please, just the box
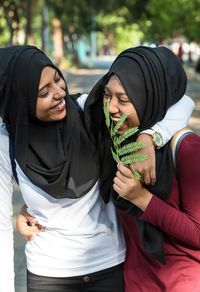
[110,116,128,133]
[110,117,120,124]
[52,99,66,112]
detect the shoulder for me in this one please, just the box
[179,133,200,151]
[77,93,88,110]
[177,133,200,165]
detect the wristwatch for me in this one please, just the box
[141,129,164,149]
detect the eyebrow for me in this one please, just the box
[105,86,127,96]
[38,70,57,92]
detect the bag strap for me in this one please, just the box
[171,127,193,169]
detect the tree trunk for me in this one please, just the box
[52,18,64,65]
[24,0,33,44]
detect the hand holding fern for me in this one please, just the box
[113,162,153,211]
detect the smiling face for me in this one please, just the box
[36,66,67,122]
[103,74,140,134]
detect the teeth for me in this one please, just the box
[55,99,65,109]
[111,117,120,123]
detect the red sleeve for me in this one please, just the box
[140,134,200,248]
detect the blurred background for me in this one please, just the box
[0,0,200,70]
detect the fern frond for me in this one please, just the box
[111,113,128,137]
[133,170,141,180]
[114,127,139,145]
[103,100,110,128]
[111,148,120,163]
[121,153,147,165]
[103,99,148,181]
[118,141,145,156]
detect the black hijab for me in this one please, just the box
[84,46,187,262]
[0,45,99,199]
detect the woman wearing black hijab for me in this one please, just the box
[84,46,200,291]
[0,45,126,292]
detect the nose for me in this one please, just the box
[53,84,66,100]
[109,96,119,114]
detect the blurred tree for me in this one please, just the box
[0,0,199,65]
[141,0,200,43]
[46,0,150,63]
[0,0,22,44]
[24,0,34,44]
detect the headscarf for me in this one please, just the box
[84,46,187,262]
[0,45,100,199]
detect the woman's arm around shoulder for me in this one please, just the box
[151,95,195,145]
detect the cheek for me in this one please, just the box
[127,106,140,127]
[60,79,66,90]
[36,99,51,118]
[129,112,140,127]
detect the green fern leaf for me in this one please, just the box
[115,127,139,145]
[121,153,147,165]
[133,170,141,180]
[111,113,128,137]
[118,141,145,156]
[111,148,120,163]
[103,99,148,181]
[103,100,110,128]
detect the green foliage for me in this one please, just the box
[142,0,200,42]
[1,0,199,63]
[96,12,143,53]
[104,100,147,180]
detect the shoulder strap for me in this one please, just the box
[8,136,18,184]
[171,127,193,169]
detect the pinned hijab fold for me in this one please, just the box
[0,45,99,199]
[84,46,187,262]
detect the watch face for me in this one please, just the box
[153,133,163,147]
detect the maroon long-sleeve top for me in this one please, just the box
[120,134,200,292]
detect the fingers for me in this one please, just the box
[130,163,156,185]
[117,161,156,186]
[117,162,133,178]
[134,132,157,185]
[141,170,151,185]
[149,167,156,185]
[16,213,45,241]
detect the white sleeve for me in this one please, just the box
[0,125,15,292]
[151,95,195,145]
[77,93,88,110]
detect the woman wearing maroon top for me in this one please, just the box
[85,46,200,291]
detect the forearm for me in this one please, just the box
[152,95,195,145]
[141,195,200,248]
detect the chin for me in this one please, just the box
[59,109,67,119]
[52,110,67,121]
[117,129,126,135]
[117,126,128,135]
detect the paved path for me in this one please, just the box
[13,67,200,292]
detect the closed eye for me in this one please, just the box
[55,74,61,83]
[39,91,49,98]
[103,92,111,99]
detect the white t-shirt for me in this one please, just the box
[17,165,125,277]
